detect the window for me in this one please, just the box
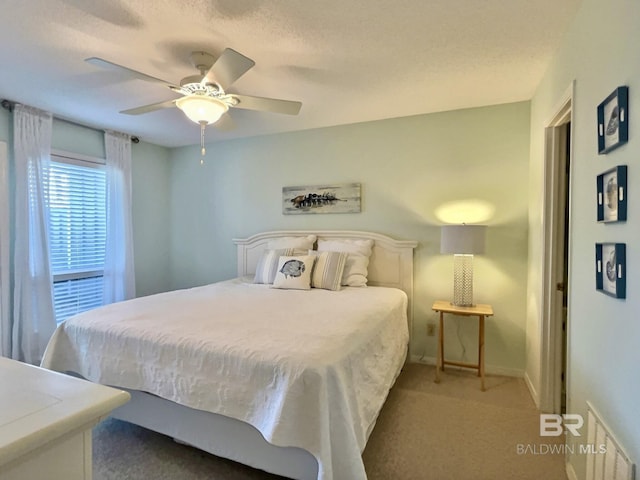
[48,153,106,323]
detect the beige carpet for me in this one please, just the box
[93,364,567,479]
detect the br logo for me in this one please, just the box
[540,414,584,437]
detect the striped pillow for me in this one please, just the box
[310,251,348,291]
[317,238,373,286]
[253,248,294,284]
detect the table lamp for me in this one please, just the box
[440,224,486,307]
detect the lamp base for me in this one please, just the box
[450,301,476,307]
[452,254,474,307]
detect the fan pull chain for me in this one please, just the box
[200,122,206,165]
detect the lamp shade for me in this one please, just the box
[440,224,486,254]
[176,95,228,125]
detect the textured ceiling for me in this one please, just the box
[0,0,581,147]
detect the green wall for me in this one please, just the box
[1,81,533,380]
[0,109,9,142]
[169,102,531,374]
[129,141,172,297]
[529,0,640,476]
[0,108,172,298]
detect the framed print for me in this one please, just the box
[282,183,361,215]
[597,165,627,222]
[597,86,629,154]
[596,243,626,299]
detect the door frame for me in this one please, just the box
[0,141,9,358]
[539,82,574,414]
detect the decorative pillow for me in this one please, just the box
[317,238,374,287]
[267,235,317,256]
[272,255,316,290]
[308,250,348,291]
[253,248,294,284]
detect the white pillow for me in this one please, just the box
[272,255,316,290]
[317,238,374,287]
[308,250,348,291]
[267,235,317,255]
[253,248,294,284]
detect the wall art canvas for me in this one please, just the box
[282,183,361,215]
[597,165,627,222]
[595,242,626,299]
[597,86,629,154]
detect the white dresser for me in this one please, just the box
[0,357,130,480]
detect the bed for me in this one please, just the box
[41,230,417,480]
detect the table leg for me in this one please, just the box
[479,315,485,391]
[435,311,443,383]
[439,312,445,371]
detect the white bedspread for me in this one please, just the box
[41,277,408,480]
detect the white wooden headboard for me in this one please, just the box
[233,230,418,340]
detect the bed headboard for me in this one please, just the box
[233,230,418,340]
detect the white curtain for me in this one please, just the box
[103,130,135,304]
[12,105,56,364]
[0,141,10,357]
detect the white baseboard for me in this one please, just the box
[409,354,524,378]
[565,459,578,480]
[524,371,540,409]
[410,354,437,366]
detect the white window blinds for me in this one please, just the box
[48,156,107,323]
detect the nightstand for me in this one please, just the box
[0,357,130,479]
[432,300,494,391]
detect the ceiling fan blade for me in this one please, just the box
[203,48,255,90]
[214,112,236,131]
[231,94,302,115]
[86,57,179,89]
[120,99,177,115]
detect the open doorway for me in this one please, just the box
[539,85,573,414]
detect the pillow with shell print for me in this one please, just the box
[272,255,317,290]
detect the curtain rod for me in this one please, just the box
[1,99,140,144]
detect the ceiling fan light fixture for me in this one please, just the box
[176,95,228,125]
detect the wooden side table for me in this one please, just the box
[432,300,494,391]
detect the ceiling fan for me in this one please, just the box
[86,49,302,154]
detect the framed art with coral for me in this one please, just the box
[596,243,626,299]
[597,86,629,154]
[597,165,627,222]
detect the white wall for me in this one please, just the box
[169,102,531,374]
[528,0,640,476]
